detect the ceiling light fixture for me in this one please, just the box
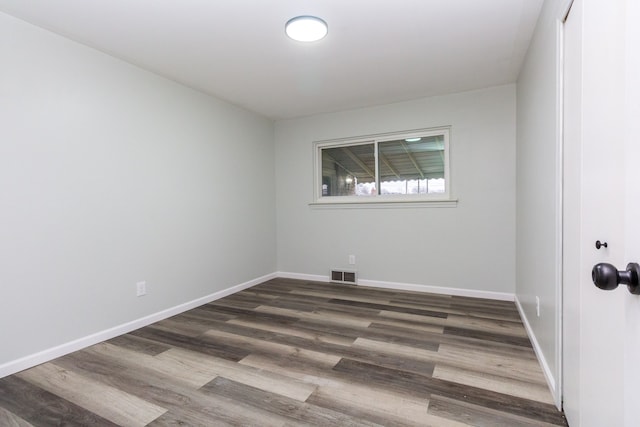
[285,16,328,42]
[405,137,422,142]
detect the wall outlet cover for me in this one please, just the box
[136,281,147,297]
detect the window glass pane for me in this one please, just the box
[321,144,376,196]
[378,135,445,195]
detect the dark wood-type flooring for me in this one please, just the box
[0,278,568,426]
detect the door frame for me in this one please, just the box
[555,0,575,411]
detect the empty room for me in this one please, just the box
[1,0,639,426]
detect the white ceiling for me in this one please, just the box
[0,0,543,120]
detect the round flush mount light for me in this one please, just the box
[285,16,328,42]
[405,137,422,142]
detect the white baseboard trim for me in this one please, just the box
[359,278,515,301]
[0,272,276,379]
[514,295,558,405]
[276,272,514,301]
[276,271,330,283]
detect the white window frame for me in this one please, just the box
[312,127,456,207]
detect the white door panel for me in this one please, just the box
[624,0,640,425]
[563,0,631,425]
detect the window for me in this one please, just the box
[313,127,451,204]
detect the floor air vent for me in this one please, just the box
[330,269,357,285]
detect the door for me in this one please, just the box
[623,1,640,425]
[562,0,640,425]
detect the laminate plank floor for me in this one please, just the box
[0,278,568,426]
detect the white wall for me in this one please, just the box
[0,12,276,369]
[275,85,516,295]
[515,0,572,404]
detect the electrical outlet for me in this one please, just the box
[136,281,147,297]
[349,255,356,265]
[536,296,540,317]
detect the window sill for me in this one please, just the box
[309,198,458,209]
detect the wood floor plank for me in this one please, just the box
[206,298,262,310]
[81,342,219,389]
[54,347,286,427]
[443,326,533,347]
[239,349,343,378]
[177,305,238,322]
[365,316,447,334]
[156,348,318,402]
[53,350,202,408]
[202,376,381,426]
[332,358,566,425]
[444,307,522,322]
[129,324,250,362]
[428,394,564,427]
[239,349,510,427]
[352,336,438,361]
[255,296,322,312]
[198,303,300,323]
[212,292,269,308]
[327,297,449,318]
[378,308,453,324]
[204,319,437,376]
[228,317,357,346]
[256,315,442,351]
[17,363,167,427]
[173,308,252,330]
[310,303,447,333]
[445,314,530,337]
[289,316,442,344]
[147,409,236,427]
[288,289,395,306]
[312,301,385,319]
[0,406,34,427]
[451,295,520,308]
[361,294,521,323]
[305,382,462,427]
[353,337,546,386]
[0,375,119,426]
[367,322,539,361]
[436,343,546,384]
[255,305,373,328]
[105,333,172,356]
[249,289,331,306]
[165,385,292,427]
[150,315,218,337]
[203,328,344,367]
[432,364,555,405]
[0,278,566,426]
[235,287,291,299]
